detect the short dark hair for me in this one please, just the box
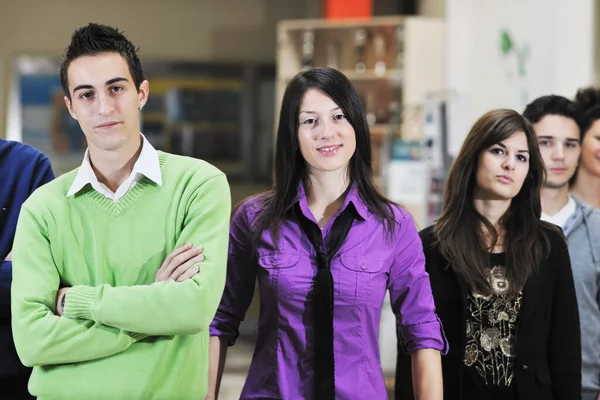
[522,95,583,138]
[60,23,145,101]
[574,86,600,136]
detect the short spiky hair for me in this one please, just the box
[60,23,145,101]
[522,95,583,138]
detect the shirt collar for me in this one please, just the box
[294,180,369,222]
[130,134,162,186]
[66,133,162,197]
[540,195,577,228]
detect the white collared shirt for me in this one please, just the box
[541,194,577,229]
[67,134,162,202]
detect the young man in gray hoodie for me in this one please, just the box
[524,95,600,400]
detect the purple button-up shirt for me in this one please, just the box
[210,184,447,399]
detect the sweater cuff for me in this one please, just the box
[128,332,150,342]
[63,285,98,320]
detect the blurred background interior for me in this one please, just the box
[1,0,598,397]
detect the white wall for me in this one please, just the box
[0,0,312,138]
[419,0,445,17]
[445,0,596,149]
[0,0,312,61]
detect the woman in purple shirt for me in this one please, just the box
[207,67,447,400]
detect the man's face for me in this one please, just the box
[64,52,148,153]
[532,114,581,189]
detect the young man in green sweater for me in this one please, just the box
[10,23,231,400]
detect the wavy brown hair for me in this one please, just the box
[434,109,553,297]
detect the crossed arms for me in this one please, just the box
[10,175,231,367]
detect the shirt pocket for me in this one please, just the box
[257,252,300,301]
[338,254,383,305]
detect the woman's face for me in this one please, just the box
[579,119,600,178]
[296,89,356,175]
[475,131,531,201]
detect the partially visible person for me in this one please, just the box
[396,109,581,399]
[0,138,54,399]
[208,67,446,400]
[571,87,600,208]
[524,95,600,400]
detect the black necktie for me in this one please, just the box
[297,204,356,400]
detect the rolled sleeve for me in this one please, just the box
[389,212,449,355]
[210,310,242,346]
[398,315,448,354]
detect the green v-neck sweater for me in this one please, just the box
[11,151,231,400]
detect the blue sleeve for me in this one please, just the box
[0,261,12,320]
[0,155,54,319]
[32,156,55,191]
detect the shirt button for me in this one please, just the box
[360,265,367,270]
[521,364,529,370]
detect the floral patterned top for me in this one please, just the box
[463,253,522,394]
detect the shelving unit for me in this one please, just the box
[138,63,276,184]
[276,16,445,190]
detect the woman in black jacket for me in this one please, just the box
[395,109,581,400]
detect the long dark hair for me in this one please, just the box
[434,109,552,297]
[252,67,397,245]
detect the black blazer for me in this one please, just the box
[395,224,582,400]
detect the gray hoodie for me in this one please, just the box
[564,196,600,392]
